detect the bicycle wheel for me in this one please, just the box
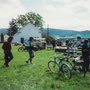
[61,64,72,79]
[48,60,60,73]
[18,47,24,52]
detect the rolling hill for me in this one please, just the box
[0,28,90,38]
[42,28,90,38]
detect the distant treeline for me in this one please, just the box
[41,28,90,38]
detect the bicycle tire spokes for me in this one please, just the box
[61,64,72,79]
[48,61,60,73]
[18,47,24,52]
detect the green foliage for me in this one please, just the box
[26,12,43,29]
[0,44,90,90]
[16,12,43,29]
[46,36,55,41]
[1,33,4,42]
[17,15,28,27]
[8,12,44,35]
[8,19,18,36]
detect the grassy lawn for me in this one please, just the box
[0,44,90,90]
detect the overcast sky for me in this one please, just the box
[0,0,90,31]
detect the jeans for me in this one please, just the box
[83,56,89,73]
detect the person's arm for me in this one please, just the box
[2,42,7,50]
[82,45,84,56]
[2,42,5,49]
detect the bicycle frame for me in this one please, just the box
[50,56,72,72]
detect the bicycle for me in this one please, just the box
[18,45,28,52]
[18,44,38,52]
[48,56,72,79]
[64,52,87,77]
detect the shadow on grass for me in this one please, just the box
[45,69,74,81]
[45,69,64,80]
[17,64,29,68]
[0,64,29,70]
[0,65,7,69]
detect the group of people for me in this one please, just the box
[2,36,35,67]
[1,36,90,77]
[66,38,90,77]
[51,38,83,49]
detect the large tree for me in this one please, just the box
[26,12,43,29]
[8,19,18,36]
[17,12,43,29]
[8,12,43,35]
[16,15,28,28]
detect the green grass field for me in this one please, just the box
[0,44,90,90]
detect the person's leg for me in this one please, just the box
[26,56,34,64]
[86,56,89,71]
[53,45,54,49]
[8,52,13,63]
[4,53,9,67]
[29,50,34,64]
[26,50,34,64]
[83,57,86,77]
[30,56,34,64]
[83,56,89,77]
[26,49,31,64]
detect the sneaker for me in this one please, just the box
[30,62,33,64]
[4,63,6,66]
[6,65,9,67]
[4,63,9,67]
[26,61,29,64]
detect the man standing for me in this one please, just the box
[26,37,34,64]
[88,39,90,71]
[52,40,56,49]
[2,36,13,67]
[82,39,89,77]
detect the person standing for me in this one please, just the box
[26,37,34,64]
[2,36,13,67]
[52,40,56,49]
[88,39,90,71]
[82,39,89,77]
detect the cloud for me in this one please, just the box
[41,0,90,30]
[0,0,90,31]
[0,0,27,28]
[73,6,88,14]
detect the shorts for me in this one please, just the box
[28,49,34,57]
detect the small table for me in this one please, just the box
[47,46,52,50]
[55,46,67,52]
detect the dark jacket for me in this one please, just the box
[82,43,89,56]
[2,41,12,52]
